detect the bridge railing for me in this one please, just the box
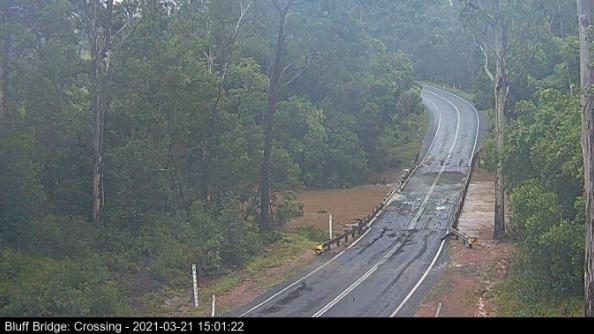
[445,149,481,247]
[314,163,418,254]
[314,150,482,254]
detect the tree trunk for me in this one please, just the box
[165,103,185,209]
[260,3,288,230]
[260,95,276,230]
[200,90,224,205]
[577,0,594,317]
[493,9,508,240]
[91,0,113,223]
[551,0,562,37]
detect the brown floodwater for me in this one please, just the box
[284,183,393,233]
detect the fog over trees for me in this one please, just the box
[0,0,592,316]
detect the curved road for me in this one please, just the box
[233,85,485,317]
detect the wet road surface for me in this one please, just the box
[233,85,485,317]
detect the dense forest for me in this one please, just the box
[0,0,431,315]
[457,0,586,315]
[0,0,591,316]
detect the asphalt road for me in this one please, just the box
[232,85,486,317]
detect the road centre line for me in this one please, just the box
[238,90,445,317]
[390,88,477,317]
[312,91,460,317]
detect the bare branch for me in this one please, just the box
[473,34,494,82]
[220,0,253,81]
[272,0,298,15]
[280,68,307,90]
[112,8,144,70]
[272,0,282,13]
[467,0,496,25]
[279,53,312,91]
[277,60,298,85]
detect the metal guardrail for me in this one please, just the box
[314,150,481,254]
[445,150,481,248]
[443,226,478,248]
[314,164,417,254]
[454,152,479,224]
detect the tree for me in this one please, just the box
[461,0,567,240]
[78,0,142,222]
[79,0,115,223]
[259,0,312,229]
[576,0,594,317]
[463,0,517,239]
[0,1,40,134]
[199,0,252,205]
[0,0,517,315]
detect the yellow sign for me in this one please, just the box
[314,244,324,254]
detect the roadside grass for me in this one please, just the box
[369,108,429,184]
[142,91,432,317]
[494,279,582,317]
[245,231,318,277]
[146,229,321,316]
[404,109,430,164]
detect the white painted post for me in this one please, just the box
[435,301,443,317]
[192,264,199,308]
[211,294,216,317]
[328,213,333,239]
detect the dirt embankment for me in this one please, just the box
[416,169,514,317]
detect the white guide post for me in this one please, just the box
[211,294,216,317]
[192,264,199,308]
[328,213,333,239]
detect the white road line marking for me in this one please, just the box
[388,87,479,318]
[238,89,445,317]
[386,97,442,206]
[419,98,443,166]
[239,191,390,317]
[390,239,446,317]
[312,92,460,317]
[312,233,410,317]
[424,86,481,161]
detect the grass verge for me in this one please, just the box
[148,229,321,316]
[494,279,583,317]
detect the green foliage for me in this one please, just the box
[494,58,584,314]
[503,90,582,217]
[104,140,172,226]
[496,268,583,317]
[0,0,515,316]
[130,202,259,282]
[510,180,583,295]
[325,129,370,187]
[478,135,498,173]
[0,133,46,249]
[449,0,584,314]
[294,226,327,244]
[510,181,561,243]
[274,192,304,225]
[0,249,125,316]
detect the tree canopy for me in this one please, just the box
[0,0,590,316]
